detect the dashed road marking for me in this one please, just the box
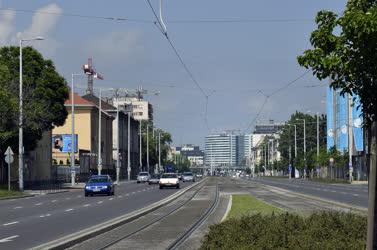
[97,201,103,204]
[3,221,19,226]
[51,200,57,203]
[65,208,74,212]
[353,194,359,197]
[35,203,42,206]
[118,195,123,198]
[65,198,71,200]
[109,198,114,201]
[0,235,19,243]
[83,204,91,207]
[13,206,23,209]
[77,195,82,198]
[39,214,51,218]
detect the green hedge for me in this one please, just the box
[200,212,366,250]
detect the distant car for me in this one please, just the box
[177,173,183,180]
[137,172,150,183]
[159,173,180,189]
[148,174,160,185]
[195,173,203,178]
[85,175,115,197]
[182,172,195,182]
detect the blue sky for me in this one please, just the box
[0,0,347,147]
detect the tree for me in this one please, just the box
[0,46,69,155]
[297,1,377,247]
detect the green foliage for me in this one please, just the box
[298,0,377,122]
[0,46,69,154]
[200,212,366,250]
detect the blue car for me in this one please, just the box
[84,175,115,197]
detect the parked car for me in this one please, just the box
[84,175,115,197]
[148,174,160,185]
[182,172,195,182]
[137,172,150,183]
[195,173,203,178]
[159,173,180,189]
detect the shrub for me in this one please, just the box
[200,212,366,250]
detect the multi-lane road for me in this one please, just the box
[0,181,194,250]
[252,177,368,208]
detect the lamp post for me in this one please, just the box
[296,118,306,178]
[70,73,84,187]
[19,36,44,191]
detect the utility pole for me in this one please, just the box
[139,120,142,171]
[19,37,44,191]
[98,88,102,175]
[158,132,161,172]
[317,113,320,178]
[147,123,149,173]
[304,119,306,178]
[115,89,120,183]
[71,74,76,187]
[127,110,131,181]
[294,124,297,159]
[210,144,213,176]
[348,94,353,183]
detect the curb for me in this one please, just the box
[31,178,206,250]
[0,194,34,200]
[256,182,367,215]
[221,194,232,222]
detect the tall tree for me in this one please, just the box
[0,46,69,154]
[297,1,377,247]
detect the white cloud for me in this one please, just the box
[17,3,63,57]
[0,9,15,45]
[85,30,144,63]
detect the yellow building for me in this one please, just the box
[52,92,114,176]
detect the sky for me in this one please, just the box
[0,0,348,147]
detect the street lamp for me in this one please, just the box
[296,118,306,178]
[70,73,84,187]
[19,36,44,191]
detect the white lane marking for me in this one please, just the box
[13,206,23,209]
[109,198,114,201]
[125,194,129,196]
[83,204,91,207]
[97,201,103,204]
[3,221,19,226]
[77,195,82,198]
[142,189,146,192]
[65,208,74,212]
[118,195,123,198]
[35,202,42,206]
[39,214,51,218]
[353,194,359,197]
[51,200,57,203]
[0,235,19,243]
[132,192,135,194]
[65,198,71,200]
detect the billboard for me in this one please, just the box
[52,134,78,153]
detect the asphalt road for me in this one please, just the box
[0,180,195,250]
[251,177,368,208]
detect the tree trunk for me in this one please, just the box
[367,120,377,249]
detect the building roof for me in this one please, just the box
[65,92,95,106]
[82,94,116,111]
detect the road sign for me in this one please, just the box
[4,146,14,164]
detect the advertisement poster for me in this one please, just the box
[52,134,78,153]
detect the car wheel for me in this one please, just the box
[85,192,88,197]
[112,191,115,196]
[176,185,180,189]
[137,181,140,183]
[159,186,163,189]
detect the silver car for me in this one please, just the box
[182,172,195,182]
[137,172,150,183]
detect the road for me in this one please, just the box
[0,181,194,250]
[251,177,368,208]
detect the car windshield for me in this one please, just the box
[161,173,177,178]
[88,178,108,183]
[139,173,149,176]
[183,173,193,176]
[151,175,160,179]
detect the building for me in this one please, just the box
[114,96,153,122]
[175,145,204,166]
[326,87,366,180]
[52,92,114,179]
[204,133,239,167]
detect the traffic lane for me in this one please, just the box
[251,179,368,208]
[0,182,194,250]
[0,181,157,225]
[256,178,368,196]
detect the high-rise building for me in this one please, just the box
[175,145,204,166]
[205,132,244,167]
